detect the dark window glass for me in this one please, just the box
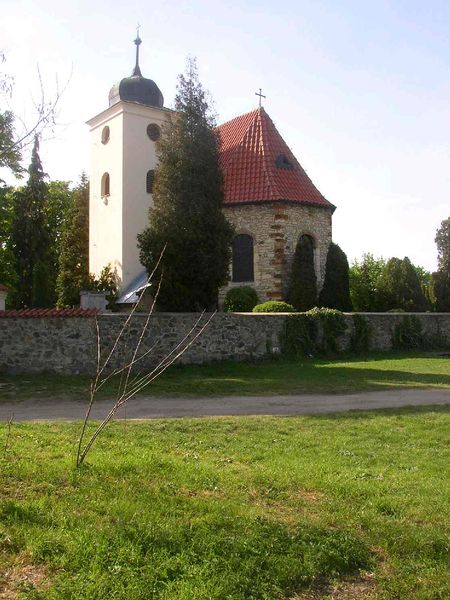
[147,123,161,141]
[232,234,254,282]
[146,170,155,194]
[101,172,110,196]
[101,126,110,144]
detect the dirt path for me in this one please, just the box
[0,388,449,421]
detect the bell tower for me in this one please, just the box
[87,33,171,291]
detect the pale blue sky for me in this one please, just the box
[2,0,449,270]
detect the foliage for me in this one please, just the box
[56,174,90,307]
[138,58,233,311]
[0,110,22,178]
[430,270,450,312]
[0,185,17,299]
[377,257,429,312]
[86,264,119,306]
[430,218,450,312]
[319,242,352,311]
[349,253,386,311]
[286,235,317,311]
[392,315,424,350]
[350,314,371,353]
[223,286,258,312]
[9,136,52,308]
[435,217,450,273]
[281,307,347,356]
[253,300,295,313]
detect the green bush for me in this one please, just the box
[223,286,259,312]
[253,301,295,313]
[392,315,424,350]
[351,314,371,353]
[281,307,347,356]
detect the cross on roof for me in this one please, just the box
[255,88,266,107]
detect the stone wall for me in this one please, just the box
[221,202,332,303]
[0,312,449,375]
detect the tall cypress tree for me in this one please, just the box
[319,242,352,311]
[378,256,429,311]
[286,235,317,311]
[10,136,52,308]
[138,59,234,311]
[56,173,90,307]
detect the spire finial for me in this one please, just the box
[132,24,142,77]
[255,88,266,108]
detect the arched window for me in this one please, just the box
[101,172,110,197]
[101,126,110,144]
[232,234,254,282]
[146,170,155,194]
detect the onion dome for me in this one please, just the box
[109,33,164,108]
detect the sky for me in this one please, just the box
[1,0,449,271]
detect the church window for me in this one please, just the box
[275,153,294,170]
[232,234,254,282]
[146,170,155,194]
[101,172,110,197]
[101,126,110,144]
[147,123,161,141]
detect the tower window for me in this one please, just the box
[147,123,161,141]
[275,153,293,170]
[101,126,110,144]
[101,172,110,197]
[232,234,254,282]
[146,170,155,194]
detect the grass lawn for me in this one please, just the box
[0,407,449,598]
[0,352,449,402]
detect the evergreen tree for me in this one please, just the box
[286,235,317,311]
[10,136,52,308]
[430,217,450,311]
[349,253,386,311]
[319,242,352,311]
[0,185,17,299]
[56,174,90,307]
[138,59,234,311]
[377,256,429,311]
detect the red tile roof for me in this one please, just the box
[0,308,99,318]
[216,107,334,210]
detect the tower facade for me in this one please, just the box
[87,36,170,290]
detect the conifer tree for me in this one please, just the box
[377,256,429,311]
[56,174,90,307]
[430,217,450,311]
[138,59,234,311]
[319,242,352,311]
[10,136,52,308]
[286,235,317,311]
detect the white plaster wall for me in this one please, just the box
[121,104,170,288]
[88,105,124,283]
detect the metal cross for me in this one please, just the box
[255,88,266,107]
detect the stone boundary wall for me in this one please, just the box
[0,312,449,375]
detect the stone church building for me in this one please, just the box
[87,37,335,305]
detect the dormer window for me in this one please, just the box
[275,153,294,170]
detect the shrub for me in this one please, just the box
[223,286,259,312]
[350,314,371,353]
[253,301,295,313]
[281,307,347,356]
[392,315,424,350]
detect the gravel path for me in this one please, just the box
[0,388,449,421]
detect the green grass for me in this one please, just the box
[0,352,449,402]
[1,408,449,598]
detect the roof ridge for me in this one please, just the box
[217,108,259,172]
[258,109,280,201]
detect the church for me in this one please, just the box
[87,37,335,306]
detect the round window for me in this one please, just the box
[101,126,110,144]
[147,123,161,141]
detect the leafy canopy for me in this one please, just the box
[138,58,233,311]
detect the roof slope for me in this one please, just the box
[216,107,334,209]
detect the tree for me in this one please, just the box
[56,174,90,307]
[377,257,429,312]
[138,59,234,311]
[286,235,317,311]
[0,185,17,297]
[430,218,450,311]
[319,242,352,311]
[9,136,52,308]
[349,253,386,311]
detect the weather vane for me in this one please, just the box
[255,88,266,107]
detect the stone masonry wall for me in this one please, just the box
[221,202,332,303]
[0,312,449,375]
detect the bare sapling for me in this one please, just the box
[76,248,215,467]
